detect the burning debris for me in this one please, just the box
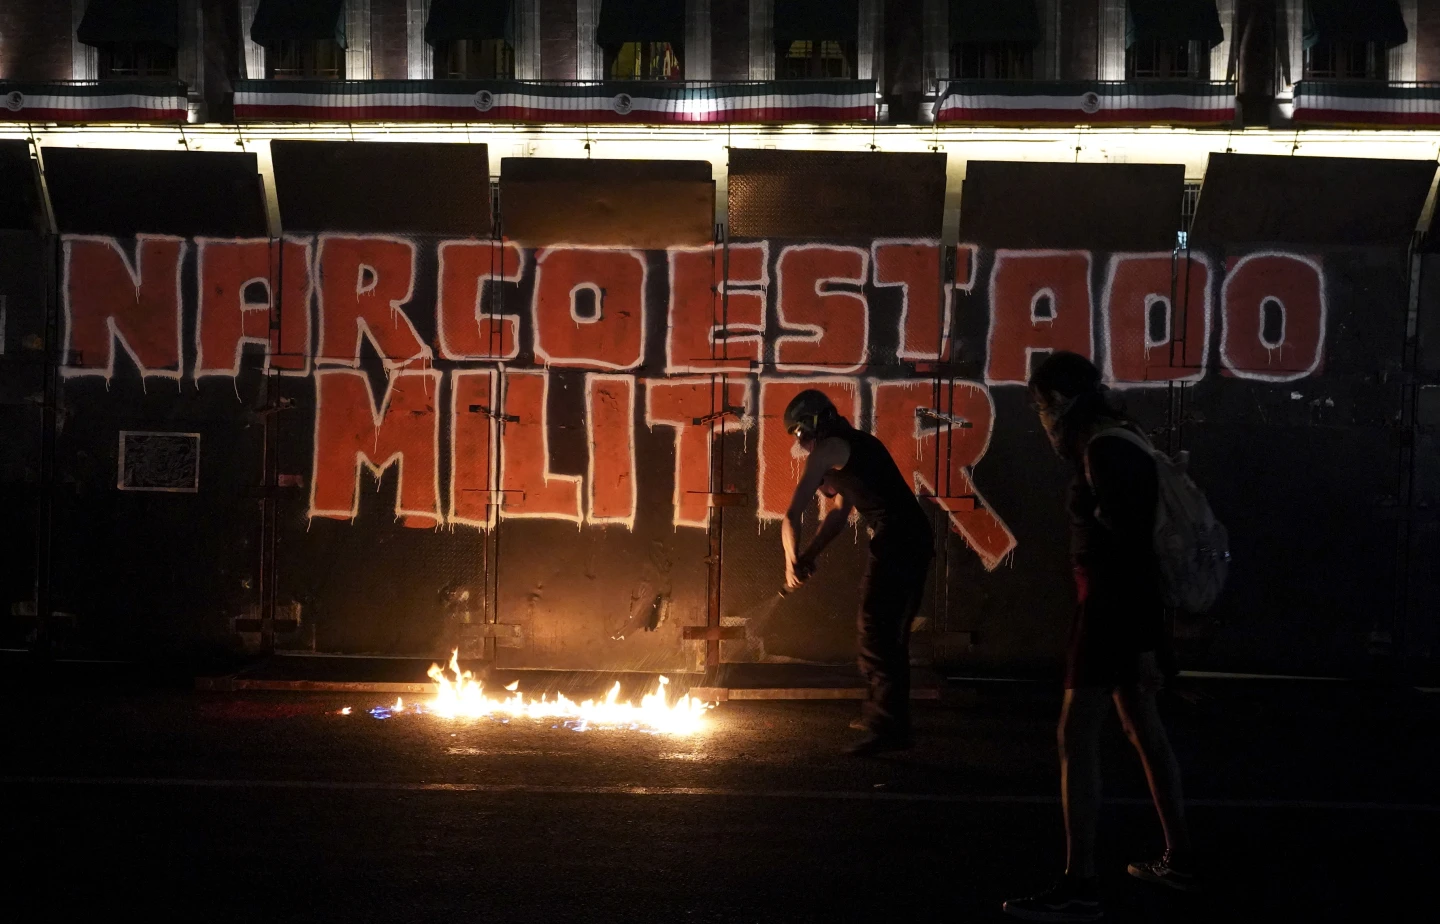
[339,651,712,734]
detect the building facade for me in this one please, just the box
[1,1,1438,127]
[1,2,1438,682]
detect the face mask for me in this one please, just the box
[1036,393,1077,453]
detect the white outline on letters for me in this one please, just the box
[530,246,647,371]
[664,242,769,374]
[585,373,638,529]
[314,234,430,370]
[1099,252,1212,388]
[448,368,499,531]
[499,368,584,523]
[773,243,870,374]
[1219,252,1326,384]
[61,234,186,382]
[308,368,444,525]
[644,375,755,530]
[984,249,1094,386]
[436,240,525,363]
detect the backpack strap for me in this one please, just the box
[1083,426,1156,487]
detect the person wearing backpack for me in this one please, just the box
[1003,351,1197,923]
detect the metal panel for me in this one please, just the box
[1191,153,1436,247]
[727,149,946,239]
[44,148,266,238]
[490,157,714,669]
[270,141,491,235]
[0,141,44,233]
[499,158,714,247]
[0,230,48,648]
[958,161,1184,251]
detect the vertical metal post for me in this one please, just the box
[1390,238,1424,679]
[34,227,60,656]
[704,230,728,672]
[32,140,60,657]
[257,237,283,653]
[484,182,506,664]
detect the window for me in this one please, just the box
[98,42,178,79]
[436,39,514,79]
[1304,41,1386,80]
[952,42,1035,80]
[1126,39,1210,80]
[266,39,344,80]
[607,42,683,80]
[779,40,856,79]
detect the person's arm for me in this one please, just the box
[782,437,850,589]
[799,493,855,565]
[1087,435,1164,654]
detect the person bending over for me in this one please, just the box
[780,389,933,757]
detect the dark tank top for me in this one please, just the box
[821,423,932,555]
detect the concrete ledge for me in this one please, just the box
[197,677,430,694]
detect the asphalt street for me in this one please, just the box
[5,674,1435,923]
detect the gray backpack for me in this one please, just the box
[1087,428,1230,614]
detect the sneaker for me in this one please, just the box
[1127,850,1198,892]
[1002,879,1104,922]
[843,730,912,756]
[848,716,868,731]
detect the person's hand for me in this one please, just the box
[1137,651,1165,694]
[786,556,815,590]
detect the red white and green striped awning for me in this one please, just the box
[936,80,1236,127]
[233,79,877,123]
[0,81,188,122]
[1294,81,1440,127]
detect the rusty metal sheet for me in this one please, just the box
[44,148,267,237]
[959,161,1185,251]
[727,149,947,239]
[499,158,714,248]
[0,141,43,232]
[1192,152,1435,247]
[270,140,492,235]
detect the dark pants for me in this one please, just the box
[856,545,932,735]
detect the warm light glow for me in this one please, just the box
[425,649,711,734]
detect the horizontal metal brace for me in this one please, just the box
[469,404,519,423]
[682,626,747,641]
[461,623,522,639]
[687,491,747,507]
[916,408,973,428]
[691,406,746,425]
[233,618,299,633]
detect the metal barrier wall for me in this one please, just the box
[1,142,1436,680]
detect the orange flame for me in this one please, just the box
[425,650,711,734]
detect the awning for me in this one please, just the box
[1126,0,1224,50]
[76,0,179,48]
[950,0,1042,45]
[1303,0,1408,50]
[425,0,510,45]
[773,0,860,44]
[595,0,686,46]
[250,0,346,48]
